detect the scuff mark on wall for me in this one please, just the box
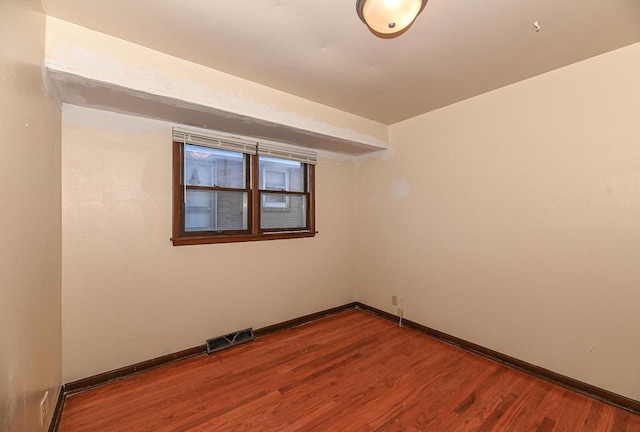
[391,179,410,200]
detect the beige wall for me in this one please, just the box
[356,42,640,400]
[0,0,62,430]
[61,106,358,382]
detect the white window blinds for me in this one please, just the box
[173,127,317,165]
[257,143,317,165]
[173,128,257,155]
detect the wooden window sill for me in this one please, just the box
[171,231,317,246]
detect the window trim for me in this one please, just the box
[172,140,316,246]
[261,167,290,209]
[183,149,251,235]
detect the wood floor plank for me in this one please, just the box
[57,310,640,432]
[536,417,557,432]
[493,382,556,431]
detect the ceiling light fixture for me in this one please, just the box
[356,0,427,38]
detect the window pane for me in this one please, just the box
[261,194,306,229]
[259,157,304,192]
[185,190,247,232]
[185,145,245,189]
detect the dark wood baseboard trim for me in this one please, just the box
[48,385,65,432]
[254,302,358,338]
[62,302,357,396]
[64,345,206,394]
[355,302,640,414]
[53,304,358,430]
[54,301,638,431]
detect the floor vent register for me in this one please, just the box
[206,328,255,354]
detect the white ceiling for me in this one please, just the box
[41,0,640,125]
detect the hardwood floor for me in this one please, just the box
[58,310,639,431]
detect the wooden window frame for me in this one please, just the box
[172,141,316,246]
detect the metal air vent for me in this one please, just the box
[206,328,254,354]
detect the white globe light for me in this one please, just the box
[356,0,427,37]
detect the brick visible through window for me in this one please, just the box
[172,137,316,246]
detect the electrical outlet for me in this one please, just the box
[40,391,49,427]
[391,295,397,306]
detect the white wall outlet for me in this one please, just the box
[391,295,397,306]
[40,391,49,427]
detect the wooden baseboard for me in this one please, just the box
[48,385,65,432]
[64,345,206,394]
[254,302,358,338]
[354,302,640,414]
[54,300,638,430]
[63,302,357,395]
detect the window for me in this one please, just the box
[172,128,316,245]
[262,166,289,209]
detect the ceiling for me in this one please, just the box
[41,0,640,125]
